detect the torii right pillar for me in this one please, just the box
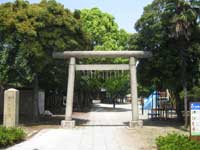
[129,57,143,128]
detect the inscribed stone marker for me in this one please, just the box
[3,88,19,127]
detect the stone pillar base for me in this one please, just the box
[61,120,75,128]
[129,120,143,128]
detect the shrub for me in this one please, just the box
[156,133,200,150]
[0,126,26,148]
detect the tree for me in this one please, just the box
[132,0,200,123]
[158,0,199,128]
[75,8,131,106]
[0,0,89,118]
[104,74,130,107]
[80,8,130,51]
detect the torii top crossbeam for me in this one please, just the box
[53,51,152,59]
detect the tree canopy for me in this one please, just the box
[0,0,89,92]
[78,8,131,103]
[131,0,200,119]
[80,8,130,51]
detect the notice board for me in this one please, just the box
[190,102,200,141]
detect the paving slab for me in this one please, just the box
[7,103,187,150]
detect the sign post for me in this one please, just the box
[190,102,200,141]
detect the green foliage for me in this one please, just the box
[75,71,130,102]
[130,0,200,121]
[77,8,131,99]
[103,74,130,99]
[81,8,117,48]
[0,126,26,148]
[80,8,130,50]
[0,48,9,85]
[138,84,153,97]
[156,133,200,150]
[0,0,89,92]
[132,0,200,94]
[180,86,200,101]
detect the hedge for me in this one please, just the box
[0,126,26,148]
[156,133,200,150]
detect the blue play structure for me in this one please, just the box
[143,91,158,110]
[142,90,173,119]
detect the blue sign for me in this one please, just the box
[191,103,200,110]
[191,102,200,136]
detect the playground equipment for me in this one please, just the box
[142,90,174,119]
[143,91,157,110]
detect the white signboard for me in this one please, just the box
[191,102,200,136]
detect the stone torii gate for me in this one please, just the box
[53,51,152,128]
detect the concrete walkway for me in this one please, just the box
[7,103,183,150]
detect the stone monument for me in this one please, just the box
[3,88,19,127]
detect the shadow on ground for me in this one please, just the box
[21,116,90,127]
[0,116,186,134]
[91,104,131,112]
[78,124,127,127]
[1,116,183,129]
[143,118,183,127]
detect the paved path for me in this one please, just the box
[7,103,184,150]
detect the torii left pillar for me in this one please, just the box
[61,57,76,128]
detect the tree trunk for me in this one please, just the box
[33,74,39,122]
[112,94,117,109]
[183,83,188,128]
[175,91,183,122]
[179,41,188,127]
[80,90,84,111]
[113,98,116,109]
[0,85,4,96]
[0,85,4,108]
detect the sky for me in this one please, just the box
[0,0,153,33]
